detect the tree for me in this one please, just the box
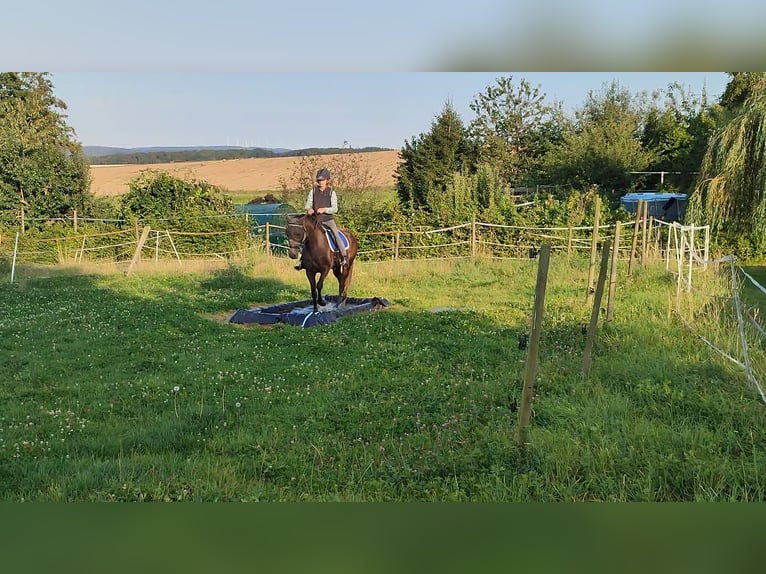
[542,80,652,200]
[686,75,766,254]
[395,101,475,213]
[640,82,723,192]
[468,76,564,186]
[0,72,91,226]
[719,72,766,111]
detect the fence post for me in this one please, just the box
[567,225,573,257]
[641,201,649,264]
[73,209,78,233]
[586,196,601,302]
[606,223,621,322]
[471,218,476,259]
[628,199,642,278]
[582,239,612,374]
[394,231,400,260]
[265,222,271,255]
[127,226,151,275]
[20,206,25,234]
[516,243,551,448]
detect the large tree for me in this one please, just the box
[395,101,475,213]
[542,80,652,199]
[640,82,723,193]
[686,75,766,253]
[0,72,91,225]
[468,75,563,187]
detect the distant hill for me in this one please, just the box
[85,146,393,165]
[83,145,292,158]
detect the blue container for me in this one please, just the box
[620,191,687,222]
[234,202,297,248]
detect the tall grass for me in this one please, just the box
[1,255,765,501]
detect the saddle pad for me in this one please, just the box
[323,228,349,251]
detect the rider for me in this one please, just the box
[296,168,348,269]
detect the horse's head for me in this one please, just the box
[285,215,307,259]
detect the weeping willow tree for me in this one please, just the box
[687,77,766,253]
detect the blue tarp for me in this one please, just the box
[229,296,390,327]
[234,202,297,248]
[620,191,687,222]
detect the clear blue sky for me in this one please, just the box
[50,73,730,150]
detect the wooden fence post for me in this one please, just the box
[265,222,271,255]
[582,239,612,374]
[516,243,551,448]
[586,196,601,302]
[127,226,151,275]
[641,201,649,264]
[567,225,573,257]
[628,199,642,278]
[73,209,78,233]
[606,223,621,322]
[394,231,400,260]
[471,219,476,259]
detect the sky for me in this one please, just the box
[50,73,731,150]
[4,0,762,150]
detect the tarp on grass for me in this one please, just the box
[229,295,390,327]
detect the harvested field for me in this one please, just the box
[89,150,401,196]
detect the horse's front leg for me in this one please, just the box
[306,270,319,312]
[316,268,330,307]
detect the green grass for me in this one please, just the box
[1,255,766,501]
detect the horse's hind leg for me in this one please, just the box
[337,263,354,305]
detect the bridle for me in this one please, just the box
[286,217,307,252]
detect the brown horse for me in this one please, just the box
[285,214,358,312]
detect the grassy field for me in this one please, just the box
[1,254,766,501]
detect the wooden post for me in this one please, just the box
[127,226,151,275]
[586,196,601,302]
[471,218,476,259]
[394,231,400,260]
[641,201,649,264]
[606,223,621,322]
[628,199,642,278]
[516,243,551,448]
[73,209,78,233]
[582,239,612,374]
[20,206,25,234]
[265,221,271,255]
[567,225,573,257]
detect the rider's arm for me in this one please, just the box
[323,190,338,215]
[305,189,314,212]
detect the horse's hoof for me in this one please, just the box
[318,298,326,307]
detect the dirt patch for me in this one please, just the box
[89,150,401,196]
